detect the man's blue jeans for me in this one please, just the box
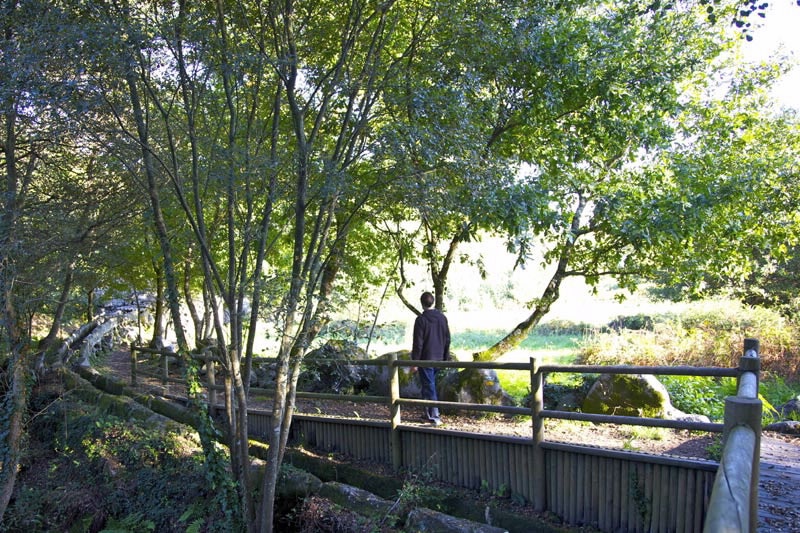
[417,367,440,420]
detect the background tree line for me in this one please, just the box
[2,0,799,530]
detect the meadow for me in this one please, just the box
[338,289,800,426]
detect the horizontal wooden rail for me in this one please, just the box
[398,397,530,416]
[543,409,724,432]
[540,363,740,378]
[131,345,739,435]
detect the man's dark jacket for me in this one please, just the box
[411,308,451,361]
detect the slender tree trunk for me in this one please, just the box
[0,342,30,519]
[182,256,203,346]
[150,261,166,348]
[38,263,74,351]
[85,288,94,323]
[473,195,588,361]
[123,64,189,354]
[0,32,33,517]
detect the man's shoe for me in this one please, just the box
[431,418,442,427]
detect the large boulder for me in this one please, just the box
[764,421,800,435]
[778,397,800,419]
[362,350,421,398]
[317,481,395,519]
[438,368,515,408]
[582,373,673,418]
[297,340,371,394]
[405,507,509,533]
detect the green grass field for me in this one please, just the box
[448,330,583,399]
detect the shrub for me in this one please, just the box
[7,402,236,533]
[534,319,595,336]
[659,375,733,421]
[578,300,800,382]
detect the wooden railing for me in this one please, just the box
[130,345,735,440]
[129,340,760,532]
[703,338,762,533]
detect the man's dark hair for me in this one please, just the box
[420,291,435,309]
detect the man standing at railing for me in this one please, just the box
[411,291,451,426]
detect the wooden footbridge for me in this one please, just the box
[113,338,784,532]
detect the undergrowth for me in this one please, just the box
[4,382,235,533]
[574,301,800,424]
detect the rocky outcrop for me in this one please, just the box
[438,368,515,408]
[405,507,509,532]
[583,373,672,417]
[275,468,509,532]
[777,397,800,419]
[764,421,800,435]
[317,481,395,519]
[766,398,800,435]
[582,373,709,422]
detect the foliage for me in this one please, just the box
[579,303,800,422]
[659,376,732,421]
[578,300,800,380]
[4,400,232,533]
[391,458,448,517]
[317,320,407,351]
[760,375,800,408]
[4,0,800,528]
[729,247,800,320]
[705,435,724,461]
[453,330,581,356]
[183,362,241,527]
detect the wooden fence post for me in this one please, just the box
[530,357,546,512]
[705,338,762,533]
[740,338,761,533]
[161,352,169,388]
[389,353,402,472]
[130,345,137,386]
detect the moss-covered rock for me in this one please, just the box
[582,373,672,418]
[439,368,515,408]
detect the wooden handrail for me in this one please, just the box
[703,338,762,533]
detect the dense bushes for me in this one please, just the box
[578,300,800,382]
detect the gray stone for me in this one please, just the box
[778,398,800,419]
[667,409,711,424]
[438,368,515,408]
[298,340,371,395]
[276,465,323,499]
[363,350,421,398]
[764,420,800,435]
[318,481,395,519]
[582,374,672,418]
[405,507,509,532]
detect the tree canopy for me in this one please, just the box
[2,0,799,529]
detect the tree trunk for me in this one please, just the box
[149,260,166,348]
[0,29,32,518]
[473,195,588,361]
[38,263,74,351]
[0,343,30,519]
[123,66,189,355]
[182,256,203,346]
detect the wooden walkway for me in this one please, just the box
[101,349,800,531]
[759,434,800,532]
